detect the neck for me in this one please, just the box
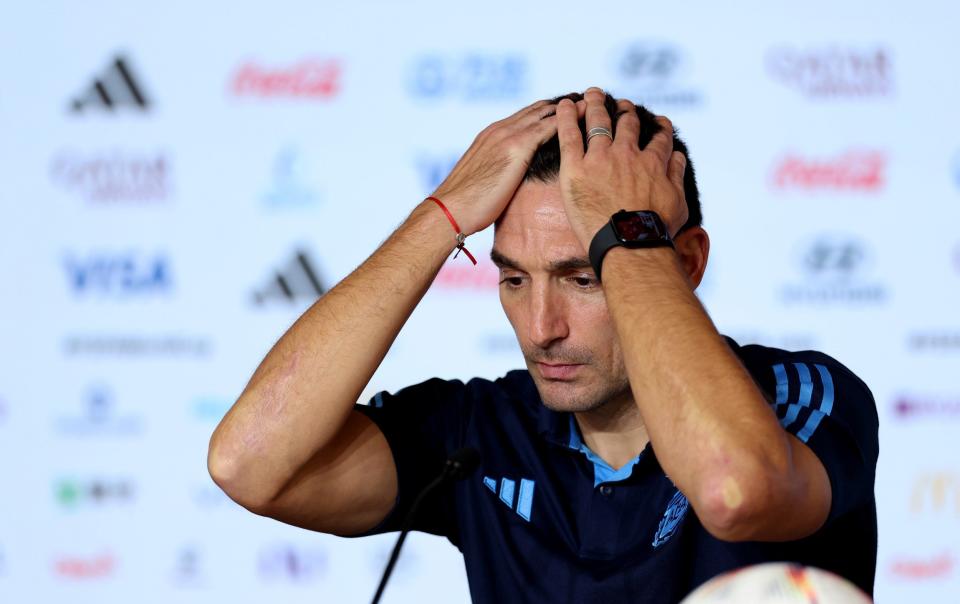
[574,393,649,471]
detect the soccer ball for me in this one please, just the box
[680,562,872,603]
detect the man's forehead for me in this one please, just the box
[493,180,588,269]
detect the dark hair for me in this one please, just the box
[524,91,702,233]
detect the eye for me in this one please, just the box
[499,275,524,288]
[570,275,598,288]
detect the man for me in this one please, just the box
[208,88,879,603]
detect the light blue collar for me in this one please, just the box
[567,415,643,488]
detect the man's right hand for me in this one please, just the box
[432,97,586,236]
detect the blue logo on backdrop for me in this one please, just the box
[408,54,527,101]
[64,252,172,296]
[415,153,460,193]
[55,384,143,437]
[609,41,703,109]
[262,146,322,208]
[652,489,689,547]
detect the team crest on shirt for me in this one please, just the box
[652,489,689,548]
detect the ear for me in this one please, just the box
[673,227,710,289]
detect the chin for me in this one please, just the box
[533,378,608,413]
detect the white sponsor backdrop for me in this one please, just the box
[1,1,958,602]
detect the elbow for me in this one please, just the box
[207,433,276,514]
[693,445,795,542]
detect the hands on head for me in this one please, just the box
[430,87,689,248]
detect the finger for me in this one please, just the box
[583,87,613,151]
[614,101,640,148]
[668,151,686,193]
[646,116,675,168]
[556,98,584,162]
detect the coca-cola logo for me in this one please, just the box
[230,58,341,99]
[770,150,886,192]
[766,46,893,98]
[51,150,169,202]
[432,256,499,291]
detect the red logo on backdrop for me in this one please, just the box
[433,257,499,291]
[230,58,341,99]
[50,150,169,202]
[766,47,893,98]
[889,552,954,580]
[54,552,116,579]
[770,150,886,192]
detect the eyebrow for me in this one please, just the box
[490,248,593,273]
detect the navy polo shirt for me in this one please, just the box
[351,336,879,603]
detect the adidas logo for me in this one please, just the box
[253,249,326,305]
[71,55,151,113]
[483,475,535,522]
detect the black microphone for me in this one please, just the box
[370,447,481,604]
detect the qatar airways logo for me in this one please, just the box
[766,46,893,98]
[894,394,960,420]
[50,149,170,202]
[770,150,886,193]
[230,58,341,99]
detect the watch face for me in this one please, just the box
[613,211,664,242]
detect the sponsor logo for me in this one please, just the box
[766,46,893,98]
[770,150,886,193]
[192,481,238,509]
[50,149,170,203]
[190,396,232,422]
[911,472,960,516]
[170,545,205,586]
[407,53,527,101]
[64,251,172,297]
[53,552,117,580]
[71,55,151,113]
[252,249,326,305]
[257,543,328,582]
[609,41,703,108]
[889,552,954,580]
[55,478,135,509]
[483,475,535,522]
[230,58,341,99]
[894,394,960,420]
[55,384,143,437]
[907,332,960,352]
[433,256,499,291]
[262,147,322,208]
[415,153,460,194]
[779,235,887,305]
[481,333,522,354]
[63,334,211,358]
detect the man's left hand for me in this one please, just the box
[555,88,689,251]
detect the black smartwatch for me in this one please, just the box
[588,210,674,280]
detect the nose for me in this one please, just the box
[527,282,569,351]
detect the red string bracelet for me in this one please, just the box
[426,196,477,265]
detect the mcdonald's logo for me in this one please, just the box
[911,473,960,515]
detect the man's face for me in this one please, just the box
[492,179,631,412]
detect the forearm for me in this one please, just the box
[602,247,794,527]
[208,200,456,505]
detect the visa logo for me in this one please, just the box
[414,154,459,193]
[64,252,172,295]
